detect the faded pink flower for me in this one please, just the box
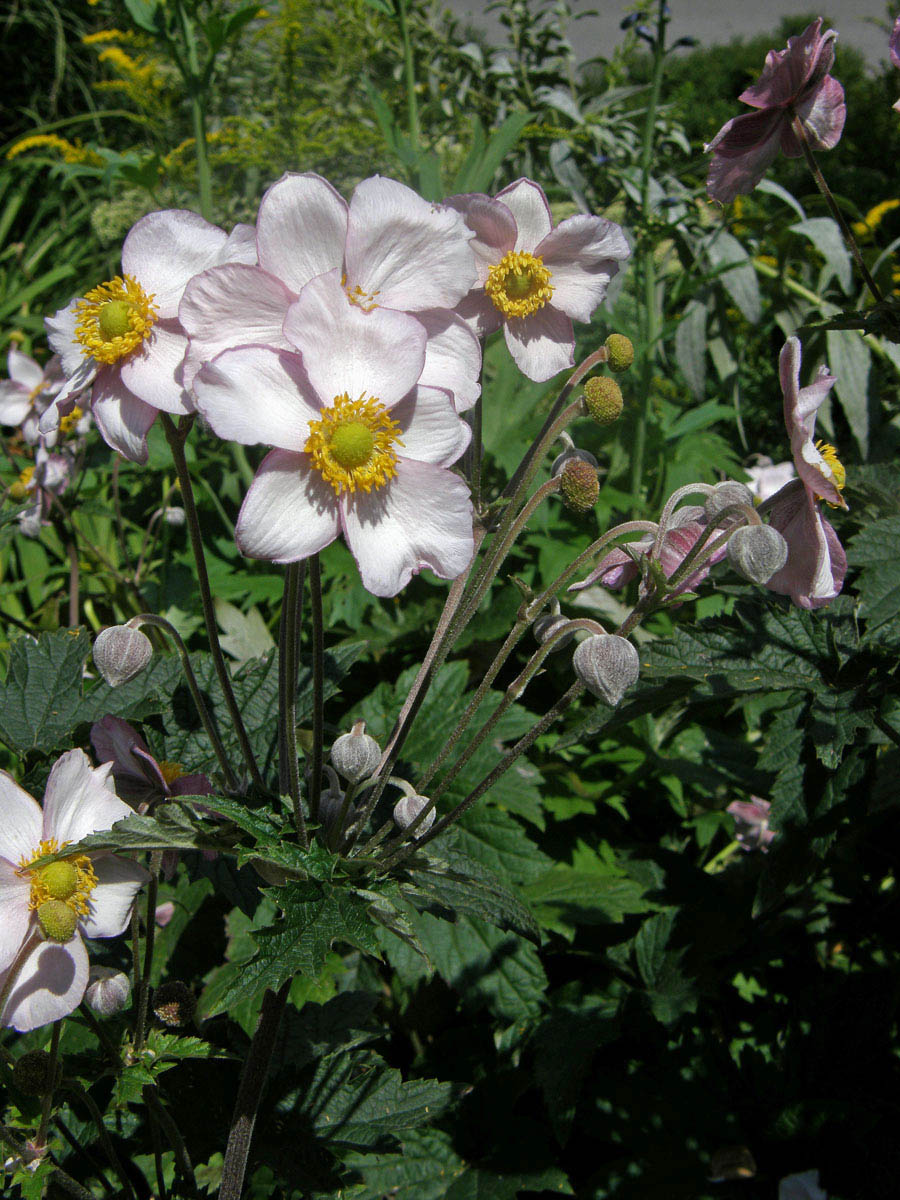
[727,797,776,851]
[15,445,73,538]
[0,348,64,429]
[446,179,630,381]
[763,338,846,609]
[0,749,148,1032]
[744,456,796,501]
[706,18,846,204]
[891,17,900,111]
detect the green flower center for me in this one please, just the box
[329,421,376,470]
[98,299,133,341]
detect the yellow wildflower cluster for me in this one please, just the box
[6,135,103,167]
[851,199,900,243]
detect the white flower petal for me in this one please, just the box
[92,370,157,463]
[345,176,476,310]
[343,459,474,596]
[0,382,33,427]
[236,449,340,562]
[503,307,575,382]
[80,855,149,939]
[495,179,553,251]
[390,386,471,466]
[256,172,348,294]
[0,935,89,1032]
[416,309,482,412]
[43,749,134,847]
[122,210,230,319]
[0,864,32,973]
[538,215,631,323]
[45,300,86,379]
[444,193,516,281]
[7,348,44,391]
[194,346,318,451]
[284,272,426,407]
[119,321,192,415]
[214,222,258,267]
[0,773,42,864]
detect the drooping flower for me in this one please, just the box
[0,348,65,430]
[705,19,846,204]
[193,270,474,597]
[446,179,630,381]
[727,797,776,851]
[179,172,482,411]
[90,716,212,809]
[43,211,256,462]
[763,338,846,609]
[0,749,148,1032]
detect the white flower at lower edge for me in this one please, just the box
[193,270,474,597]
[0,749,148,1033]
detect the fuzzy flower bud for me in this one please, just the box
[533,613,575,651]
[704,480,754,522]
[93,623,153,687]
[84,966,132,1017]
[605,333,634,373]
[572,634,640,706]
[558,458,599,514]
[162,505,186,527]
[727,524,789,584]
[12,1050,61,1097]
[393,793,435,835]
[152,981,196,1027]
[582,376,624,425]
[330,721,381,783]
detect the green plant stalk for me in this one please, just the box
[308,555,325,825]
[144,1086,199,1197]
[174,0,213,220]
[279,562,308,845]
[161,415,264,790]
[53,1116,117,1197]
[64,1082,136,1200]
[396,0,420,152]
[35,1020,63,1151]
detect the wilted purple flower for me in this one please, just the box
[91,716,211,809]
[705,19,846,203]
[727,797,776,851]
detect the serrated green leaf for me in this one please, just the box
[404,861,540,943]
[525,866,653,929]
[271,992,379,1072]
[826,328,870,455]
[33,803,234,863]
[0,629,90,752]
[847,516,900,632]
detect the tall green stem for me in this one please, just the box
[279,562,308,846]
[174,0,213,220]
[308,555,325,825]
[396,0,420,151]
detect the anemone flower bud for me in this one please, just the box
[558,457,599,514]
[152,981,196,1027]
[727,524,789,584]
[533,612,575,651]
[605,333,634,372]
[12,1050,61,1097]
[573,634,639,706]
[582,376,623,425]
[393,793,435,835]
[84,966,132,1017]
[163,505,186,526]
[331,721,381,783]
[704,480,754,522]
[93,623,153,687]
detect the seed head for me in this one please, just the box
[605,333,634,373]
[559,458,599,514]
[152,981,196,1027]
[582,376,623,425]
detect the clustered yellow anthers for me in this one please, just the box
[58,406,84,436]
[305,392,404,496]
[9,466,35,502]
[158,761,186,786]
[73,274,158,365]
[485,250,554,320]
[19,838,98,919]
[342,274,381,313]
[815,439,847,506]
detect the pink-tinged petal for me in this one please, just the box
[0,773,42,864]
[256,172,348,293]
[342,458,474,596]
[0,382,33,426]
[569,545,642,592]
[739,20,833,108]
[38,360,95,437]
[214,222,258,267]
[705,109,785,203]
[892,16,900,69]
[444,193,517,281]
[194,345,318,451]
[766,485,844,608]
[180,263,294,389]
[454,289,504,339]
[81,855,149,939]
[659,521,724,592]
[779,338,843,505]
[390,385,471,466]
[416,309,482,412]
[118,321,192,415]
[284,271,426,407]
[792,74,846,151]
[45,300,85,379]
[0,864,32,972]
[43,749,134,846]
[7,348,44,391]
[537,215,631,323]
[90,715,152,780]
[92,370,157,463]
[0,935,88,1032]
[236,449,340,562]
[344,176,476,310]
[122,210,230,319]
[495,179,553,251]
[503,306,575,382]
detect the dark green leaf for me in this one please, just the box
[0,629,90,752]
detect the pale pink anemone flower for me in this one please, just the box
[179,172,482,412]
[763,337,847,609]
[743,456,796,502]
[16,444,73,538]
[569,506,728,598]
[726,797,776,852]
[891,17,900,111]
[42,211,256,463]
[193,270,474,597]
[445,179,631,382]
[705,18,846,204]
[0,749,148,1033]
[0,348,64,430]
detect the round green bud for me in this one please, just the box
[604,333,634,373]
[84,966,132,1017]
[582,376,624,425]
[393,794,435,835]
[559,458,599,514]
[36,899,78,943]
[573,634,640,707]
[704,481,754,522]
[12,1050,61,1097]
[93,624,153,687]
[727,524,788,585]
[331,721,381,783]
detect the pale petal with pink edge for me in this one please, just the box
[444,194,516,280]
[8,348,44,391]
[0,863,32,973]
[0,383,33,427]
[194,346,318,451]
[284,272,426,408]
[256,173,347,294]
[344,176,476,310]
[43,749,134,846]
[0,773,42,864]
[705,109,785,204]
[236,449,340,562]
[416,309,482,412]
[342,459,474,597]
[0,935,89,1032]
[81,856,149,939]
[790,74,846,151]
[779,338,842,506]
[122,210,230,318]
[455,290,504,339]
[180,264,294,389]
[45,300,85,379]
[538,215,631,322]
[496,179,554,250]
[92,372,157,463]
[119,321,192,415]
[389,386,471,466]
[215,222,258,266]
[504,306,575,381]
[766,485,845,609]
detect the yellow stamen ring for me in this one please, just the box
[485,250,554,319]
[341,273,381,313]
[20,838,99,919]
[815,439,846,506]
[74,274,158,365]
[305,392,403,496]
